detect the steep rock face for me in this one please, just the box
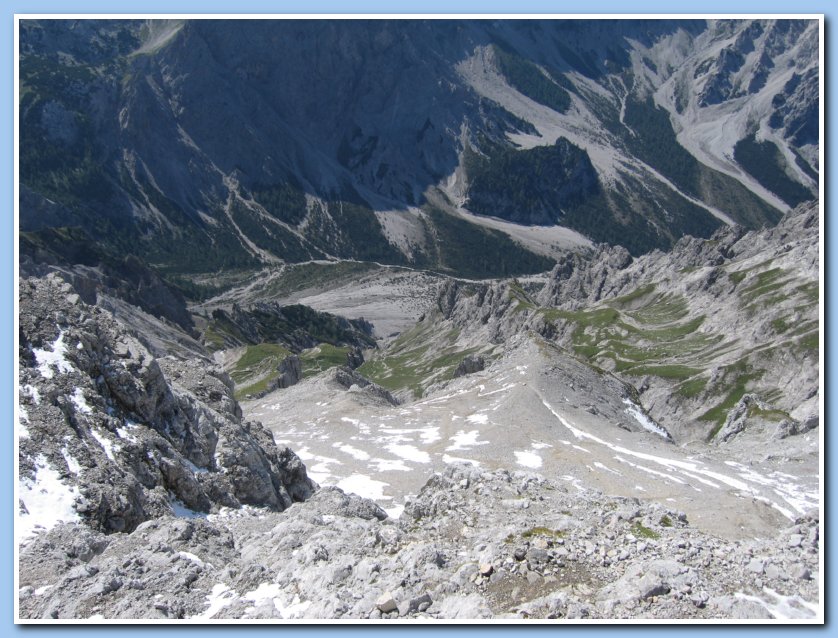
[18,274,315,539]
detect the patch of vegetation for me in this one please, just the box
[422,207,555,279]
[619,364,701,380]
[492,45,571,114]
[700,359,765,436]
[771,317,791,334]
[746,404,791,422]
[251,179,308,225]
[607,283,657,309]
[464,137,599,227]
[729,270,747,285]
[677,376,708,399]
[659,515,673,528]
[796,331,819,354]
[623,97,782,229]
[229,342,295,400]
[522,526,565,539]
[231,343,292,383]
[734,134,814,207]
[630,522,660,539]
[300,344,353,377]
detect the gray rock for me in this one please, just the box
[453,355,485,378]
[276,355,302,389]
[375,592,397,614]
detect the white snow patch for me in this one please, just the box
[34,585,54,596]
[368,458,412,472]
[531,442,553,450]
[446,429,490,451]
[33,331,74,379]
[23,384,41,404]
[734,588,819,620]
[384,504,405,519]
[18,454,81,545]
[332,442,370,461]
[478,383,517,397]
[178,551,214,570]
[514,450,542,469]
[336,474,390,501]
[724,462,819,519]
[386,443,430,464]
[62,449,82,475]
[195,583,237,619]
[171,497,207,519]
[70,388,92,414]
[622,399,670,439]
[466,413,488,425]
[593,461,621,476]
[185,459,209,474]
[17,407,30,440]
[116,420,140,443]
[90,429,116,461]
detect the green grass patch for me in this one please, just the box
[522,526,565,539]
[630,522,660,539]
[300,344,352,377]
[620,364,701,380]
[232,343,292,380]
[746,404,791,422]
[607,283,657,309]
[700,360,764,436]
[677,376,708,399]
[729,270,747,285]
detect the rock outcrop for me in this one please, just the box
[18,274,316,539]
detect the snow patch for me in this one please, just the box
[386,443,430,463]
[178,551,214,570]
[17,407,30,440]
[514,450,542,469]
[734,588,819,620]
[368,458,412,472]
[62,449,82,475]
[195,583,237,619]
[18,454,81,545]
[23,384,41,404]
[332,442,370,461]
[466,413,488,425]
[171,497,207,519]
[446,429,489,451]
[33,331,74,379]
[622,399,670,439]
[71,388,92,414]
[336,474,390,501]
[90,429,116,461]
[384,504,405,519]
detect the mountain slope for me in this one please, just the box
[19,18,818,279]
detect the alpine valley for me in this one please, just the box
[17,18,821,621]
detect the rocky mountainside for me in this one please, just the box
[16,17,821,623]
[19,19,818,281]
[395,200,818,444]
[19,462,819,620]
[18,274,315,540]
